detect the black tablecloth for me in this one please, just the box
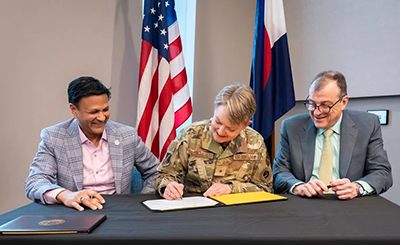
[1,194,400,245]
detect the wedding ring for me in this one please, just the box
[167,190,171,196]
[79,196,84,204]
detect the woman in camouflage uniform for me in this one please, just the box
[156,84,273,200]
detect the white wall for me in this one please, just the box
[193,0,256,121]
[109,0,142,127]
[0,0,120,214]
[284,0,400,98]
[0,0,144,214]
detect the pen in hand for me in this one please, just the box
[326,184,332,189]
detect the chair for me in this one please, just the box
[131,166,143,193]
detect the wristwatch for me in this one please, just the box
[355,182,365,197]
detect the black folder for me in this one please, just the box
[0,214,106,235]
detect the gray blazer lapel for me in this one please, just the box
[339,111,358,178]
[106,123,123,194]
[301,119,317,181]
[65,119,84,191]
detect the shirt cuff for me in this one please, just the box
[289,182,305,194]
[355,180,375,196]
[43,188,66,204]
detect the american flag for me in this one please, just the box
[137,0,192,160]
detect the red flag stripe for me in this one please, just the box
[157,60,173,123]
[137,48,159,142]
[262,26,272,91]
[171,68,188,94]
[138,41,154,87]
[137,0,192,160]
[160,128,177,162]
[174,99,193,128]
[169,36,183,60]
[150,130,160,158]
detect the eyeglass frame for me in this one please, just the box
[303,96,344,114]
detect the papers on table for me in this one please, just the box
[142,192,287,212]
[142,196,219,211]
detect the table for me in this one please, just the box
[0,194,400,245]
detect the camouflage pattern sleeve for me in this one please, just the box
[228,134,273,193]
[156,130,189,196]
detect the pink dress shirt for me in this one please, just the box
[43,127,116,204]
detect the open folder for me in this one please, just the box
[0,215,106,235]
[142,191,287,212]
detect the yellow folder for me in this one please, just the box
[210,191,287,205]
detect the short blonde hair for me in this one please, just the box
[214,83,256,125]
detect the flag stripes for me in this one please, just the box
[250,0,295,154]
[137,0,192,160]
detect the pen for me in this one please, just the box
[326,185,332,189]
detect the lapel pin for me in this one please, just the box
[114,140,120,146]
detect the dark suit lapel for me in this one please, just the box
[106,122,123,194]
[66,119,84,191]
[301,119,317,181]
[339,111,358,178]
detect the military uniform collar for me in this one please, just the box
[201,120,248,158]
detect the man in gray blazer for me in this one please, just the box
[24,77,159,211]
[273,70,392,199]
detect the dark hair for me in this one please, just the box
[68,76,111,108]
[311,70,347,98]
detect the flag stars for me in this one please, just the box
[138,0,192,161]
[150,8,156,14]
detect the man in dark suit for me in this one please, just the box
[273,70,392,199]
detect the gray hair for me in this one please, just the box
[311,70,348,98]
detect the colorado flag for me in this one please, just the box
[250,0,295,154]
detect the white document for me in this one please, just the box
[142,196,219,211]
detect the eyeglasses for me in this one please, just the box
[303,97,342,114]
